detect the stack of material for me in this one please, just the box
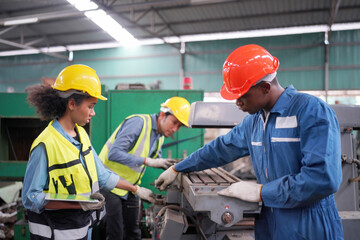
[115,83,146,90]
[0,202,18,239]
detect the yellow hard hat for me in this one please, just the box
[52,64,107,101]
[161,97,190,127]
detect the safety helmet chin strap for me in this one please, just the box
[56,89,90,98]
[160,107,174,115]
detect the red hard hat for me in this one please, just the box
[221,44,279,100]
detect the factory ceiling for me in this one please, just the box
[0,0,360,58]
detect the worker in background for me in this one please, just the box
[155,44,344,240]
[99,96,190,240]
[22,65,155,240]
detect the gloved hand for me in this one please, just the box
[133,186,155,203]
[79,192,106,211]
[155,166,179,191]
[217,181,262,203]
[144,158,177,169]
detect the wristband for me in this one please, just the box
[259,184,263,202]
[171,166,178,173]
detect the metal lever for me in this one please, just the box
[343,154,360,182]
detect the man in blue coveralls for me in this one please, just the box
[155,44,344,240]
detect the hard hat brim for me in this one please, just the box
[220,84,241,100]
[97,95,107,101]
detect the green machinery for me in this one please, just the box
[0,89,204,239]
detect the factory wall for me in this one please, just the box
[0,29,360,92]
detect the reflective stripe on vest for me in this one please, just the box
[28,208,105,240]
[29,221,91,240]
[30,121,99,195]
[99,114,164,196]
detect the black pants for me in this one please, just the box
[101,189,141,240]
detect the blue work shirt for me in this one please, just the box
[22,119,119,214]
[108,114,162,167]
[175,86,343,240]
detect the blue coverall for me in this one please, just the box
[175,86,344,240]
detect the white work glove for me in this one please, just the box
[155,166,179,191]
[134,186,155,203]
[79,192,106,211]
[144,158,177,169]
[217,181,262,203]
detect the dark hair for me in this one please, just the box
[26,84,90,121]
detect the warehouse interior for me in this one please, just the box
[1,0,360,239]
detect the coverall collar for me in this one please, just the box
[269,85,296,115]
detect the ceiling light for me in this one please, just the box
[67,0,98,11]
[66,0,138,45]
[4,17,39,26]
[85,10,139,46]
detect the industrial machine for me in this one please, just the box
[145,102,257,240]
[332,105,360,240]
[146,102,360,240]
[146,169,260,240]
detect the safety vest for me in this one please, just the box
[30,120,99,195]
[27,120,103,240]
[99,114,164,197]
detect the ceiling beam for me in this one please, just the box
[328,0,342,27]
[0,38,68,60]
[0,25,17,36]
[109,0,237,11]
[151,7,179,38]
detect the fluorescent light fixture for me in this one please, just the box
[85,10,139,46]
[67,0,98,11]
[66,0,138,45]
[4,17,38,26]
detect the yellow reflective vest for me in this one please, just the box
[99,114,164,197]
[30,120,99,195]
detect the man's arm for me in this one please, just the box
[175,120,251,172]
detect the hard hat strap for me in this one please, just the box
[160,107,174,115]
[255,72,277,85]
[56,89,89,98]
